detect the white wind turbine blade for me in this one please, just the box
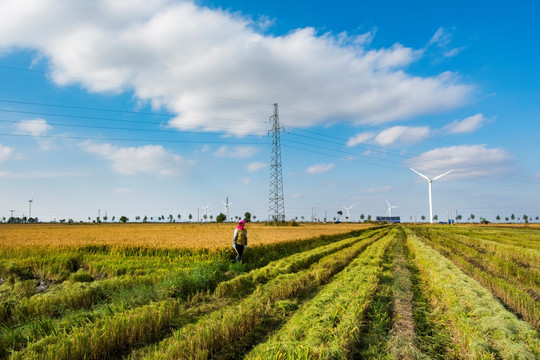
[432,170,454,181]
[410,168,430,181]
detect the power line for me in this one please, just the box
[0,133,266,145]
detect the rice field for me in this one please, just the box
[0,223,539,359]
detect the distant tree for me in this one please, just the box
[119,216,129,223]
[505,217,509,222]
[143,215,148,223]
[434,215,438,221]
[178,214,181,222]
[470,214,475,221]
[367,215,372,221]
[112,216,115,222]
[216,213,227,223]
[456,214,462,222]
[189,213,193,221]
[253,215,257,221]
[2,217,5,222]
[337,211,343,220]
[496,215,501,222]
[135,216,140,222]
[244,212,252,222]
[523,214,528,223]
[536,216,539,221]
[360,214,365,221]
[168,214,173,222]
[88,217,91,222]
[103,215,108,222]
[210,215,213,221]
[421,215,426,221]
[511,214,515,221]
[301,216,305,221]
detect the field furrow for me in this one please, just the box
[406,228,540,359]
[411,226,540,330]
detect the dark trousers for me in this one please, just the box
[235,245,244,262]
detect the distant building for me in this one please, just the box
[377,216,401,223]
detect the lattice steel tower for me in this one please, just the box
[268,103,285,222]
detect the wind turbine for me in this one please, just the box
[343,204,353,222]
[223,197,232,222]
[202,204,209,222]
[28,192,33,220]
[385,200,398,217]
[410,168,453,223]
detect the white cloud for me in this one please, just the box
[347,131,376,147]
[247,161,267,172]
[0,143,13,163]
[0,1,473,135]
[306,163,334,174]
[407,144,513,179]
[428,27,465,59]
[14,118,52,136]
[429,27,452,47]
[239,177,251,185]
[82,142,193,176]
[348,126,430,147]
[213,145,259,158]
[443,113,487,134]
[374,126,431,146]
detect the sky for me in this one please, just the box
[0,0,539,223]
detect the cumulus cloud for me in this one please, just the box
[14,118,52,136]
[443,113,487,134]
[0,144,14,163]
[213,145,259,158]
[348,126,430,147]
[346,131,376,147]
[82,141,193,176]
[374,126,431,146]
[247,161,267,172]
[0,0,473,135]
[306,163,334,174]
[407,144,513,179]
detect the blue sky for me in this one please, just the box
[0,0,539,223]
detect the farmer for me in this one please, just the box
[232,220,248,262]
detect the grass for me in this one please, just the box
[406,227,540,359]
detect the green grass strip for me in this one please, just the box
[215,227,387,298]
[245,231,394,359]
[130,230,387,360]
[406,228,540,360]
[414,227,540,331]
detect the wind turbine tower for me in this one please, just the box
[28,196,33,220]
[223,197,232,222]
[385,200,398,217]
[343,205,353,222]
[410,168,453,223]
[202,204,209,222]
